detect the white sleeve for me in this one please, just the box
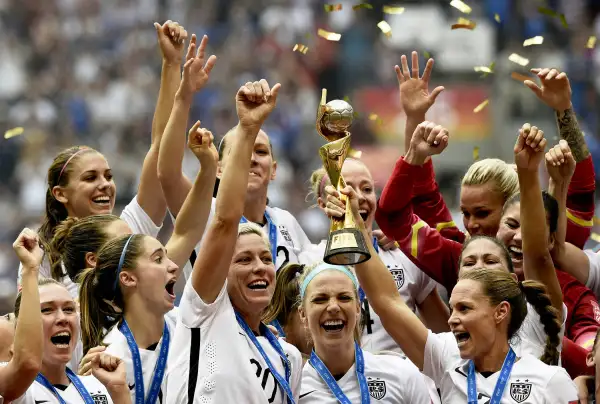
[423,331,459,385]
[543,368,578,403]
[290,214,313,252]
[120,195,162,237]
[179,279,229,328]
[584,250,600,297]
[399,359,431,403]
[519,303,567,356]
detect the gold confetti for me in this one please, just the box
[523,36,544,46]
[318,29,342,41]
[450,0,472,14]
[474,66,492,73]
[343,95,351,103]
[593,216,600,225]
[324,3,342,11]
[592,233,600,243]
[292,44,309,54]
[473,99,489,113]
[508,53,529,66]
[423,50,431,59]
[452,17,476,30]
[473,146,480,161]
[538,7,557,17]
[383,6,405,14]
[4,127,24,139]
[559,14,568,28]
[494,13,501,23]
[352,3,373,10]
[587,36,597,49]
[377,21,392,37]
[368,113,383,125]
[511,72,532,82]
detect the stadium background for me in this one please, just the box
[0,0,599,312]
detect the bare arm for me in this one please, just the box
[0,230,43,401]
[191,80,281,303]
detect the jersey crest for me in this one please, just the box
[92,394,109,404]
[509,381,532,403]
[367,379,387,400]
[390,268,404,289]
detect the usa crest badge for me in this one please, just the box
[390,268,404,289]
[509,382,532,403]
[368,379,386,400]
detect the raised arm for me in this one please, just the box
[0,229,43,401]
[514,124,563,318]
[190,80,281,303]
[136,21,188,225]
[158,34,217,216]
[165,122,218,270]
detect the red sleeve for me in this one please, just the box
[376,157,463,293]
[565,156,595,249]
[411,159,466,243]
[561,336,595,378]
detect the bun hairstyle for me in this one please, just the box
[263,263,304,326]
[461,158,519,203]
[459,268,561,365]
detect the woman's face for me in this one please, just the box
[54,152,116,218]
[299,270,360,352]
[459,238,510,274]
[448,279,510,360]
[460,182,505,237]
[495,202,524,277]
[40,284,79,366]
[227,233,276,314]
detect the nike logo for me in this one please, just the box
[128,383,135,391]
[299,390,316,398]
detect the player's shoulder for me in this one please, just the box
[279,338,302,364]
[267,206,299,226]
[517,355,568,384]
[366,350,419,376]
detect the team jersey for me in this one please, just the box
[102,309,178,404]
[583,249,600,298]
[300,350,430,403]
[164,281,303,404]
[10,375,114,404]
[179,198,313,279]
[423,331,578,403]
[307,240,437,353]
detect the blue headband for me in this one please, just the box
[113,235,135,292]
[299,263,359,299]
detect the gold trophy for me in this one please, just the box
[316,89,371,265]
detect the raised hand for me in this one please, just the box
[524,68,572,112]
[545,140,576,185]
[373,229,398,251]
[514,123,547,171]
[78,345,106,376]
[91,353,128,394]
[13,228,43,271]
[154,20,188,65]
[187,120,218,167]
[179,34,217,98]
[396,51,445,118]
[236,79,281,132]
[405,121,449,165]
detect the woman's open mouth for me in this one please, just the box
[50,331,72,349]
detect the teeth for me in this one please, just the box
[249,281,267,286]
[324,320,343,326]
[509,246,523,254]
[93,196,110,203]
[54,332,70,337]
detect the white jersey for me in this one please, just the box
[102,309,178,404]
[300,350,430,403]
[165,281,303,404]
[514,303,567,360]
[179,199,314,280]
[583,249,600,297]
[423,331,577,403]
[11,375,114,404]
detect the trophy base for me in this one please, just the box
[324,228,371,266]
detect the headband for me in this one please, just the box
[113,235,135,292]
[300,263,359,299]
[57,148,88,183]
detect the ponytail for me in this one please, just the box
[48,217,79,281]
[263,263,304,325]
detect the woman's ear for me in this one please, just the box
[85,252,97,269]
[298,305,308,326]
[52,185,69,204]
[547,232,556,252]
[494,301,510,325]
[586,350,596,367]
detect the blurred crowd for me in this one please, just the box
[0,0,599,311]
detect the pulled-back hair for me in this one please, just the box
[502,191,559,233]
[263,263,304,325]
[459,268,561,365]
[459,235,515,274]
[461,159,519,203]
[14,278,66,318]
[49,215,123,282]
[78,234,145,353]
[218,128,274,161]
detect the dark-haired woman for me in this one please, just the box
[17,21,190,297]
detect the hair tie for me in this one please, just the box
[57,148,88,184]
[113,235,135,292]
[300,263,359,299]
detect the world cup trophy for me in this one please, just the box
[316,89,371,265]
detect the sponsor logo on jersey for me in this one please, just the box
[509,381,532,403]
[368,379,387,400]
[390,268,404,289]
[279,225,294,246]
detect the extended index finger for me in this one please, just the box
[197,34,208,61]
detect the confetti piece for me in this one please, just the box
[592,233,600,243]
[324,3,342,11]
[593,217,600,225]
[511,72,532,82]
[538,7,557,17]
[318,29,342,41]
[473,99,489,113]
[587,36,597,49]
[559,14,568,28]
[292,44,309,54]
[508,53,529,66]
[352,3,373,10]
[474,66,492,73]
[383,6,405,14]
[452,17,476,30]
[4,127,24,139]
[450,0,472,14]
[377,20,392,37]
[353,111,360,118]
[423,50,431,59]
[343,95,351,103]
[473,146,480,161]
[494,13,501,23]
[523,36,544,46]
